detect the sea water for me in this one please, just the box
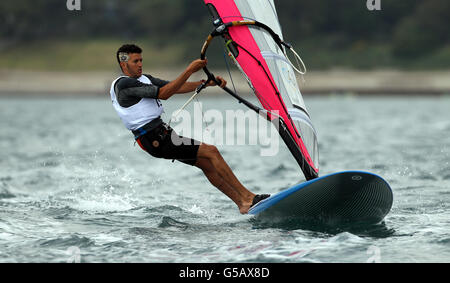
[0,95,449,263]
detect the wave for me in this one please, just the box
[158,216,190,230]
[39,234,95,249]
[0,181,16,199]
[0,189,15,199]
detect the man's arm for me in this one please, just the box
[158,59,227,100]
[168,76,228,94]
[173,81,206,94]
[115,77,161,107]
[157,59,206,100]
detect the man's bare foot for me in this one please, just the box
[238,194,270,214]
[239,202,253,214]
[238,194,254,214]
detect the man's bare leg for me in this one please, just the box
[195,157,250,213]
[195,144,256,214]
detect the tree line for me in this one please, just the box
[1,0,449,62]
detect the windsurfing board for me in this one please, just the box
[248,171,393,226]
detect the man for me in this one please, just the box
[110,44,269,214]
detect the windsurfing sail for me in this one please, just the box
[201,0,319,180]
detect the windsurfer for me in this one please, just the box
[109,44,269,214]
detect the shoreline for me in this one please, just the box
[1,69,449,96]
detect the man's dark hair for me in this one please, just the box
[116,44,142,68]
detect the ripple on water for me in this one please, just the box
[442,174,450,180]
[143,205,205,221]
[0,181,16,199]
[0,189,15,199]
[158,216,190,230]
[39,234,95,249]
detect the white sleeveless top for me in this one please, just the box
[109,75,164,130]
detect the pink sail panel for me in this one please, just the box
[204,0,317,172]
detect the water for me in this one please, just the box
[0,95,449,263]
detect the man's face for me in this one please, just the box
[121,53,143,78]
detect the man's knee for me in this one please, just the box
[199,143,220,159]
[208,144,220,156]
[195,159,211,173]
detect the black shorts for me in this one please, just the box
[135,123,201,166]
